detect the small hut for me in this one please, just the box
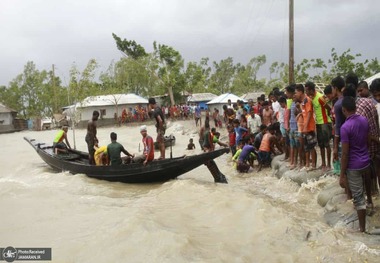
[187,93,217,110]
[0,103,17,133]
[206,93,247,116]
[241,92,265,102]
[68,93,148,127]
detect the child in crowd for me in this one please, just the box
[258,125,276,171]
[286,84,299,170]
[272,122,284,154]
[187,138,196,150]
[233,119,248,149]
[295,83,317,171]
[278,96,289,160]
[236,136,256,173]
[295,95,305,169]
[227,124,237,156]
[232,140,244,169]
[212,131,228,148]
[253,124,267,150]
[262,101,273,126]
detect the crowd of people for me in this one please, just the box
[53,76,380,232]
[196,75,380,233]
[118,104,203,124]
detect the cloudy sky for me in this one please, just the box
[1,0,379,86]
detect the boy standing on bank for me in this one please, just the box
[295,84,317,171]
[339,96,371,233]
[305,81,332,171]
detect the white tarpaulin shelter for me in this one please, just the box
[206,93,247,115]
[64,93,148,122]
[364,72,380,86]
[79,93,148,107]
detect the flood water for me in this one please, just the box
[1,120,379,262]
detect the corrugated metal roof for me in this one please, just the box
[77,93,148,108]
[206,93,247,104]
[241,92,265,101]
[0,103,17,113]
[187,93,217,102]
[364,72,380,86]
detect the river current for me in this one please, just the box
[1,120,379,262]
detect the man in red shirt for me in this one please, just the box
[133,125,154,165]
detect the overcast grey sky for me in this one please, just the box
[1,0,379,86]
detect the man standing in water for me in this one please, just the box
[148,98,166,159]
[85,110,99,165]
[339,96,371,233]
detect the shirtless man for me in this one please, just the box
[148,98,166,159]
[85,110,99,165]
[262,101,273,126]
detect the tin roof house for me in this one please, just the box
[65,93,148,127]
[0,103,17,133]
[206,93,247,115]
[187,93,217,110]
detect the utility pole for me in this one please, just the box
[52,64,57,113]
[289,0,295,84]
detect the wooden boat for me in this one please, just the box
[154,134,176,150]
[24,137,229,184]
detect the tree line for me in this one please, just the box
[1,33,379,120]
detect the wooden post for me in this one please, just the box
[52,64,57,113]
[289,0,295,84]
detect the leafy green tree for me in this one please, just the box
[68,59,99,104]
[232,55,267,94]
[38,68,68,118]
[0,62,69,118]
[208,57,236,94]
[112,33,147,59]
[153,42,184,106]
[116,56,160,96]
[0,62,51,118]
[364,58,380,77]
[294,58,311,83]
[183,57,211,94]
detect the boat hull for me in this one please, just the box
[24,137,229,183]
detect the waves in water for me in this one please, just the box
[1,125,379,262]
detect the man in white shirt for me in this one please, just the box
[270,93,280,122]
[227,99,234,109]
[247,110,262,135]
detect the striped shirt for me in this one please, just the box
[356,97,380,157]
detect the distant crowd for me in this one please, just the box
[117,104,203,124]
